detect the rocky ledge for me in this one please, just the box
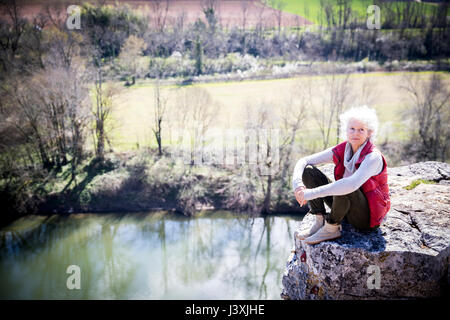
[281,161,450,299]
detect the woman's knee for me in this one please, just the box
[302,165,316,188]
[302,165,330,188]
[302,164,314,178]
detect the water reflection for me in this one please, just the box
[0,211,302,299]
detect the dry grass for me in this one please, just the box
[102,71,450,152]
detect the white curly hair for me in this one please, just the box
[339,105,379,142]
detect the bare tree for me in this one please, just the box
[241,0,250,32]
[245,101,279,214]
[355,76,378,108]
[0,0,26,74]
[62,64,90,171]
[400,74,450,161]
[337,0,352,29]
[1,77,53,169]
[39,61,91,181]
[242,81,311,214]
[41,1,65,28]
[0,58,91,175]
[174,86,217,164]
[321,0,335,29]
[312,72,351,148]
[43,27,84,69]
[268,0,286,34]
[20,13,48,70]
[189,87,216,160]
[333,73,351,144]
[92,68,121,161]
[119,35,146,85]
[150,0,170,32]
[202,0,220,34]
[174,8,187,33]
[279,79,311,183]
[174,87,190,140]
[152,78,169,156]
[255,0,268,34]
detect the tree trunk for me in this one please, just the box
[262,174,272,215]
[96,120,105,160]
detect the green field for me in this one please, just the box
[270,0,438,25]
[98,71,449,156]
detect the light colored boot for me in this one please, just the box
[297,214,324,240]
[304,221,342,245]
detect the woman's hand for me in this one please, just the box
[294,186,308,207]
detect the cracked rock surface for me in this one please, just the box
[281,161,450,299]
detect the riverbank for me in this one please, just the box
[2,148,449,230]
[0,148,306,228]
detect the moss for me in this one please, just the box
[404,179,436,190]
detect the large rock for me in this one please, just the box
[281,161,450,299]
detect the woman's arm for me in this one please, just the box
[292,147,334,191]
[303,151,383,200]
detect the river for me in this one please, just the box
[0,211,303,299]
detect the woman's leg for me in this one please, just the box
[301,165,341,244]
[301,166,373,245]
[329,190,371,231]
[302,165,373,237]
[302,164,371,230]
[297,165,332,240]
[301,165,333,214]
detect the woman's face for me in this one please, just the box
[347,118,371,150]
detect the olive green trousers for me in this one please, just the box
[302,165,372,231]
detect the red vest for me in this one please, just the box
[332,140,390,228]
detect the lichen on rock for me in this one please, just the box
[281,161,450,299]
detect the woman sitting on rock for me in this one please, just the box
[292,105,390,245]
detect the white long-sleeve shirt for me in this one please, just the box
[292,145,383,201]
